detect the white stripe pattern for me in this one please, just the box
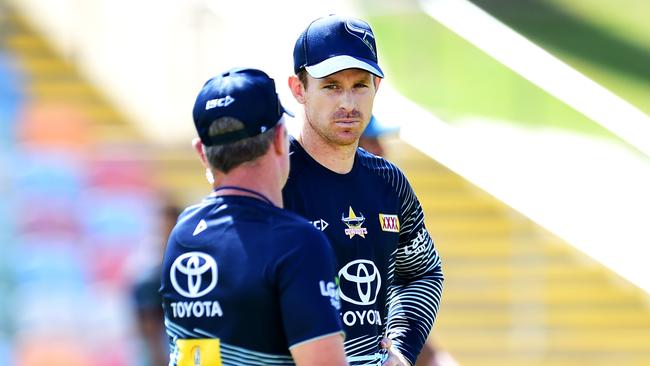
[344,335,383,366]
[358,150,445,364]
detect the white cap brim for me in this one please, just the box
[305,55,384,78]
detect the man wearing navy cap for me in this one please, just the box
[160,68,348,366]
[284,15,444,366]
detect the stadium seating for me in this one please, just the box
[0,4,157,365]
[386,139,650,366]
[1,1,649,365]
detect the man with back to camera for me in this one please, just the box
[283,15,444,366]
[160,67,348,366]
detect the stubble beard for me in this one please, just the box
[315,120,360,148]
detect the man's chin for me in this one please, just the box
[331,133,361,147]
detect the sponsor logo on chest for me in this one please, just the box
[309,218,329,231]
[378,214,399,233]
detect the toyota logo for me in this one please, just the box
[170,252,218,298]
[338,260,381,306]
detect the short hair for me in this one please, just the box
[203,117,276,173]
[297,69,309,88]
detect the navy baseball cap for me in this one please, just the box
[192,68,293,146]
[293,15,384,78]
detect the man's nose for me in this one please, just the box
[338,90,355,111]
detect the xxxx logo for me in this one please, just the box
[379,214,399,233]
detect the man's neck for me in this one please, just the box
[299,125,357,174]
[211,164,282,207]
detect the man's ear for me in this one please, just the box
[192,138,210,168]
[273,123,288,156]
[288,75,306,104]
[373,76,382,93]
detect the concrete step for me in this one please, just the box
[442,284,645,305]
[437,328,650,351]
[26,80,97,98]
[437,239,572,257]
[439,306,650,328]
[14,55,75,76]
[4,33,51,54]
[449,352,650,366]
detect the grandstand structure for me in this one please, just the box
[1,1,649,365]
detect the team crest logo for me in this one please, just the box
[379,214,400,233]
[344,19,377,57]
[341,206,368,239]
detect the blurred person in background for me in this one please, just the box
[358,115,393,157]
[131,202,181,366]
[160,67,347,366]
[284,15,444,366]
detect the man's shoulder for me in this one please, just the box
[170,196,323,252]
[169,200,205,234]
[356,147,408,189]
[357,147,401,171]
[287,136,310,176]
[271,207,324,240]
[271,204,312,226]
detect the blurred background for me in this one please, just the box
[1,0,649,365]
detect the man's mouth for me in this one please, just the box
[334,119,360,125]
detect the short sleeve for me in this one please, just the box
[276,226,344,348]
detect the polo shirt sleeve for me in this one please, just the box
[275,226,344,348]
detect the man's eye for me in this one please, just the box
[324,84,338,90]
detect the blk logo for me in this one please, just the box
[205,95,235,110]
[310,219,329,231]
[170,252,218,298]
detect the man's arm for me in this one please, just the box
[291,333,348,366]
[385,175,444,365]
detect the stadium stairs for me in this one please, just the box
[385,138,650,366]
[2,3,650,366]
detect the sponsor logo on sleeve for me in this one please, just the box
[378,214,400,233]
[319,278,341,310]
[404,227,428,255]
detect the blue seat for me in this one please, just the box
[10,237,86,290]
[12,151,83,200]
[0,52,25,147]
[79,190,156,247]
[0,336,13,366]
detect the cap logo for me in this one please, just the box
[344,20,376,57]
[205,95,235,110]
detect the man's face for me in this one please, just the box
[302,68,378,147]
